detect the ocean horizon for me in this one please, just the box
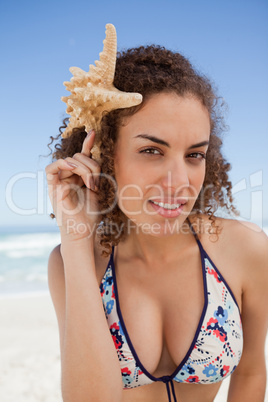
[0,222,267,299]
[0,225,61,299]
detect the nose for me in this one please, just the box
[161,159,190,193]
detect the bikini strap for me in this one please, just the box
[187,218,205,254]
[164,379,177,402]
[187,217,198,237]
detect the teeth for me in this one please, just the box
[151,201,182,210]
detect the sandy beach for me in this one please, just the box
[0,294,61,402]
[0,294,267,402]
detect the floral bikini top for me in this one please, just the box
[99,234,243,402]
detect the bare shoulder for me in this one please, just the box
[203,216,268,286]
[198,216,268,308]
[47,244,65,296]
[217,217,268,260]
[199,215,266,251]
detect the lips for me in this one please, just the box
[148,200,185,218]
[149,198,187,207]
[150,200,182,210]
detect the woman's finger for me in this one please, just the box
[71,153,101,185]
[63,157,99,191]
[58,168,84,188]
[45,158,91,190]
[45,159,78,185]
[81,129,96,157]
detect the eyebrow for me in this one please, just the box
[188,140,210,149]
[134,134,209,149]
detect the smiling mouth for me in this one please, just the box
[149,200,185,210]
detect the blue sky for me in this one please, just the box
[1,0,267,229]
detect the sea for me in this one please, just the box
[0,226,61,298]
[0,223,267,299]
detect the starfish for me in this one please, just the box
[61,23,143,161]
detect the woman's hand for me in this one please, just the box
[45,130,101,241]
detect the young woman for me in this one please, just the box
[46,34,268,402]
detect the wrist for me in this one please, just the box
[60,235,94,256]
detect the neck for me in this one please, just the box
[117,218,196,266]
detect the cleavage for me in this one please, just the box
[115,250,205,376]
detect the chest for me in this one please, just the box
[98,243,243,380]
[117,274,205,376]
[103,250,206,377]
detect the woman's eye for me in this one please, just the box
[139,147,161,155]
[187,152,206,160]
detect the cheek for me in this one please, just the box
[114,161,144,214]
[197,165,206,185]
[115,156,146,189]
[117,186,145,218]
[189,165,206,197]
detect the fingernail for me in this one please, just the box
[87,129,94,138]
[66,161,78,168]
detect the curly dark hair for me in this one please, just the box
[47,45,238,256]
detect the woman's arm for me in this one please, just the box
[48,239,123,402]
[227,224,268,401]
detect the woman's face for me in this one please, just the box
[114,92,211,236]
